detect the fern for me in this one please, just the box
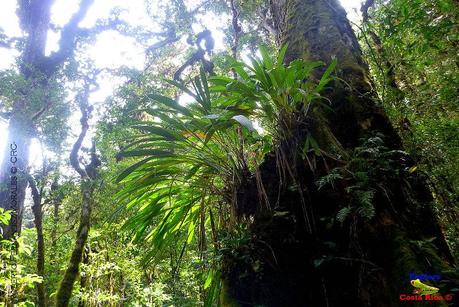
[356,190,376,220]
[316,169,343,190]
[337,206,352,223]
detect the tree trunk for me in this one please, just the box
[0,113,32,238]
[56,182,93,307]
[360,0,407,124]
[56,79,100,307]
[51,179,62,248]
[221,1,457,306]
[77,247,89,307]
[0,0,53,239]
[28,175,47,307]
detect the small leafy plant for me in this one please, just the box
[316,134,415,224]
[0,209,43,306]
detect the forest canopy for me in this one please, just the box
[0,0,458,306]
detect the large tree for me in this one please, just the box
[219,0,457,306]
[0,0,95,239]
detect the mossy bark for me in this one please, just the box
[221,1,458,306]
[56,84,99,306]
[56,182,93,306]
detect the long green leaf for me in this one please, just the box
[144,94,192,116]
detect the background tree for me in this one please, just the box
[56,75,101,306]
[360,0,459,259]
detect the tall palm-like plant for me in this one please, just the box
[116,69,261,262]
[116,46,334,303]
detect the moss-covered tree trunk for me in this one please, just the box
[221,0,457,306]
[56,80,100,307]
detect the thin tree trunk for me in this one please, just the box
[56,184,93,306]
[360,0,405,112]
[56,78,100,307]
[221,0,457,306]
[51,179,61,248]
[28,176,46,307]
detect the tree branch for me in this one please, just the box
[229,0,242,79]
[69,80,92,178]
[69,70,101,179]
[31,98,53,121]
[46,0,95,73]
[0,34,22,49]
[174,48,206,81]
[174,30,214,80]
[57,74,100,306]
[145,33,180,55]
[27,175,41,212]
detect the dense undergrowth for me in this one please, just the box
[360,0,459,259]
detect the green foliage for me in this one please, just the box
[361,0,458,260]
[316,135,413,223]
[2,0,456,302]
[116,69,259,264]
[211,46,335,142]
[316,169,343,191]
[117,45,334,304]
[0,70,69,151]
[0,210,42,306]
[361,0,458,209]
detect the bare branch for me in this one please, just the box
[70,71,101,179]
[31,97,52,121]
[75,17,128,38]
[146,34,180,55]
[174,48,205,81]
